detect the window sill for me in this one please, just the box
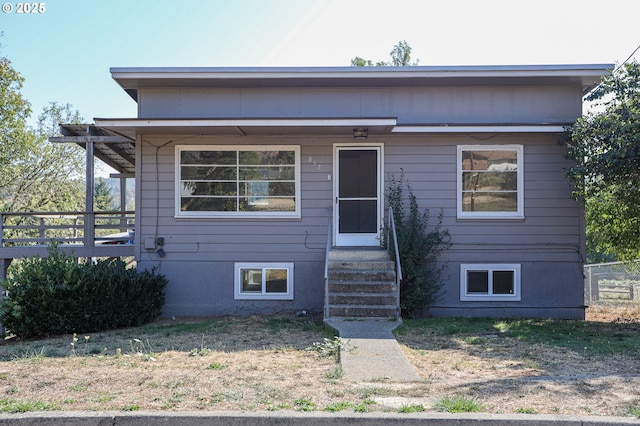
[457,215,525,221]
[175,213,301,220]
[235,294,294,301]
[460,296,521,302]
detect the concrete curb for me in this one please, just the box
[1,411,639,425]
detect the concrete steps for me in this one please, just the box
[326,248,399,319]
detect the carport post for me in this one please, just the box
[84,140,95,251]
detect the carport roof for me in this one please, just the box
[49,124,135,175]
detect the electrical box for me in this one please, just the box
[143,237,156,250]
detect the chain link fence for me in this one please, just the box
[584,260,640,305]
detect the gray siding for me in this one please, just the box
[136,133,584,318]
[138,86,582,125]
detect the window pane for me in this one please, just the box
[241,269,262,293]
[467,271,489,293]
[239,197,295,212]
[239,151,295,165]
[239,182,295,197]
[493,271,514,294]
[462,192,518,212]
[461,150,517,171]
[238,166,295,180]
[181,182,236,196]
[462,171,518,191]
[265,269,288,293]
[181,197,237,212]
[181,166,237,180]
[181,151,237,165]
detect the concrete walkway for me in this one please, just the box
[324,318,420,382]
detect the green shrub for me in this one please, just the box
[0,243,167,338]
[385,171,450,318]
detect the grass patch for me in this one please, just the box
[207,362,227,370]
[398,317,640,356]
[324,401,351,412]
[293,397,316,412]
[325,365,343,379]
[435,396,482,413]
[122,404,140,411]
[516,407,537,414]
[135,320,217,336]
[398,403,424,413]
[0,398,55,413]
[493,319,640,355]
[12,347,47,364]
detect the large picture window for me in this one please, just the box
[460,264,521,301]
[176,146,300,218]
[457,145,524,219]
[234,263,294,300]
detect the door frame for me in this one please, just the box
[333,143,384,247]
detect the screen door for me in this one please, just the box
[335,146,381,246]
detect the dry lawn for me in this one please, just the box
[0,305,639,418]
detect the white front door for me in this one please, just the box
[334,145,382,246]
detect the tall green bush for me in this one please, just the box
[386,172,450,318]
[0,244,167,338]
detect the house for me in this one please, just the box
[60,65,613,319]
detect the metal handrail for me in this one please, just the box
[388,207,403,318]
[323,209,333,320]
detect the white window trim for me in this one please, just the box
[460,264,521,301]
[175,145,301,219]
[234,262,294,300]
[456,144,524,219]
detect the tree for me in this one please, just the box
[389,40,418,66]
[94,177,115,211]
[0,57,31,180]
[351,40,419,67]
[564,61,640,261]
[0,57,85,214]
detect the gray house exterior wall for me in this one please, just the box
[103,66,610,320]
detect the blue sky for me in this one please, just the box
[2,0,640,126]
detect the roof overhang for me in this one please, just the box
[93,118,569,139]
[392,124,568,133]
[93,118,398,139]
[110,64,614,101]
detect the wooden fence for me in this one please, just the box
[584,260,640,304]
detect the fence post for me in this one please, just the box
[39,217,46,241]
[632,284,640,301]
[585,265,600,305]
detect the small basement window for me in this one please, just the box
[234,263,294,300]
[460,264,521,301]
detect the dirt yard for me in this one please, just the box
[0,305,639,418]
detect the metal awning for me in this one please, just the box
[49,124,135,174]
